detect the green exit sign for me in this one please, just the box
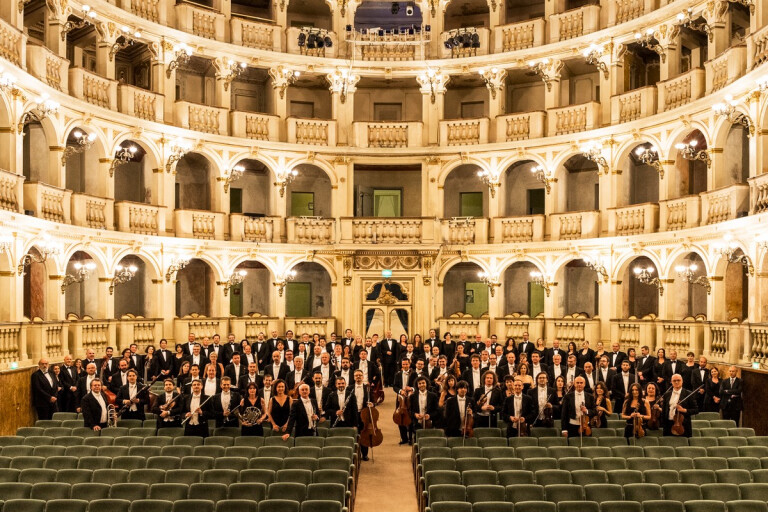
[753,362,760,370]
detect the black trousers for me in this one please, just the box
[184,423,209,437]
[121,410,145,421]
[564,421,588,438]
[35,404,56,421]
[722,409,741,425]
[474,414,497,428]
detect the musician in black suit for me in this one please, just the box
[607,342,627,371]
[596,355,617,390]
[611,360,634,406]
[560,376,596,438]
[690,356,710,411]
[31,359,58,420]
[720,366,743,424]
[308,371,331,421]
[80,378,109,430]
[393,358,414,444]
[662,374,698,437]
[182,379,213,437]
[116,369,148,421]
[282,383,320,439]
[545,340,566,367]
[325,376,357,427]
[286,357,309,392]
[472,370,503,428]
[266,331,282,352]
[224,352,246,389]
[212,377,241,428]
[75,363,99,411]
[153,339,174,377]
[220,334,240,368]
[517,332,535,360]
[502,378,536,437]
[636,346,656,387]
[409,376,438,430]
[461,355,485,394]
[547,353,566,385]
[264,351,289,382]
[182,333,197,355]
[444,381,474,437]
[188,343,209,369]
[380,333,399,387]
[110,360,132,395]
[354,350,380,387]
[152,378,182,429]
[58,355,79,413]
[128,344,145,373]
[239,362,261,395]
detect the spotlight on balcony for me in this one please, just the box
[406,2,414,15]
[391,1,400,14]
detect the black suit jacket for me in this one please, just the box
[220,343,240,367]
[561,391,597,425]
[354,360,381,387]
[251,341,271,369]
[690,366,710,390]
[224,363,246,388]
[152,391,182,422]
[720,377,743,412]
[188,354,209,370]
[116,383,149,417]
[238,373,262,394]
[636,355,656,383]
[153,350,174,374]
[545,348,566,367]
[502,393,536,427]
[181,393,213,423]
[517,341,535,359]
[324,388,358,426]
[286,397,319,436]
[608,351,627,370]
[80,392,108,428]
[75,374,98,408]
[212,390,241,426]
[611,372,634,405]
[109,371,131,394]
[662,387,699,436]
[31,369,57,408]
[527,386,557,419]
[461,368,486,393]
[444,395,475,432]
[286,369,309,391]
[264,363,289,382]
[409,391,439,424]
[596,367,617,388]
[547,364,567,385]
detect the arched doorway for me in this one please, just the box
[443,164,487,218]
[555,259,598,318]
[503,261,543,316]
[556,155,599,213]
[286,164,332,218]
[443,262,487,318]
[623,256,659,318]
[175,152,213,211]
[229,261,272,317]
[176,259,215,317]
[670,252,708,319]
[286,262,332,318]
[113,256,153,318]
[230,158,272,216]
[63,251,100,318]
[363,281,411,339]
[503,160,545,216]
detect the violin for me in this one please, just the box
[590,395,604,428]
[670,384,704,436]
[461,406,474,438]
[393,389,412,427]
[632,406,645,438]
[579,410,592,436]
[359,401,383,448]
[542,403,554,428]
[372,361,385,405]
[648,397,662,430]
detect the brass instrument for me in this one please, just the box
[107,404,119,427]
[236,406,263,426]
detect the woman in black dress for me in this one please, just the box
[454,343,469,374]
[593,381,613,428]
[644,382,662,431]
[653,348,669,394]
[703,366,722,413]
[566,342,578,363]
[442,333,456,363]
[268,379,292,433]
[239,383,266,436]
[622,382,650,439]
[552,376,566,420]
[578,341,595,369]
[172,344,186,377]
[176,360,191,392]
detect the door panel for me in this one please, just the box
[229,283,243,316]
[464,282,489,318]
[230,188,243,214]
[460,192,483,217]
[286,282,311,317]
[528,282,544,317]
[527,189,545,215]
[291,192,314,217]
[373,189,402,217]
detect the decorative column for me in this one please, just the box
[480,68,507,142]
[535,58,563,110]
[212,57,236,111]
[424,156,442,218]
[585,43,624,126]
[422,0,445,59]
[331,156,352,219]
[655,24,681,81]
[94,25,117,80]
[417,69,449,146]
[486,0,503,52]
[273,0,289,55]
[327,69,359,146]
[45,3,68,60]
[268,66,295,142]
[702,1,730,59]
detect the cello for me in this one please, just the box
[359,400,383,461]
[670,384,704,436]
[393,389,412,427]
[372,361,385,405]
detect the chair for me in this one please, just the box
[516,447,548,459]
[690,438,719,448]
[228,482,267,502]
[716,469,751,485]
[753,471,768,483]
[662,458,695,471]
[741,484,768,502]
[146,457,180,471]
[0,468,20,482]
[507,438,538,448]
[171,500,215,512]
[606,470,643,486]
[189,483,229,503]
[250,458,285,472]
[129,446,161,459]
[695,458,729,472]
[624,483,663,502]
[128,500,173,512]
[181,456,215,471]
[19,469,56,483]
[628,458,661,471]
[112,456,146,471]
[259,447,290,458]
[677,446,708,458]
[202,469,239,485]
[539,438,568,448]
[235,437,266,448]
[3,499,45,512]
[161,446,194,458]
[683,501,727,512]
[489,459,524,472]
[128,469,166,485]
[581,447,613,459]
[149,483,189,502]
[645,470,680,485]
[558,457,592,472]
[71,482,110,501]
[720,437,748,448]
[497,470,534,486]
[113,436,143,447]
[31,482,70,500]
[545,484,583,503]
[10,457,45,470]
[44,456,77,470]
[535,469,571,486]
[267,483,307,503]
[109,483,149,501]
[571,470,607,486]
[91,470,130,485]
[584,483,623,503]
[679,470,716,485]
[430,503,471,512]
[645,446,676,458]
[299,501,341,512]
[216,500,259,512]
[461,470,496,487]
[88,499,131,512]
[514,502,556,512]
[522,457,557,472]
[56,469,92,485]
[593,458,627,471]
[173,437,204,447]
[276,469,313,486]
[729,457,761,472]
[485,447,516,459]
[78,457,112,471]
[642,501,685,512]
[548,447,579,459]
[505,484,545,503]
[658,437,690,448]
[707,446,739,458]
[164,470,201,484]
[472,503,514,512]
[456,458,490,472]
[725,501,768,512]
[598,437,629,448]
[701,483,740,502]
[239,469,276,486]
[195,446,226,459]
[466,484,505,503]
[663,483,703,502]
[603,501,641,512]
[558,501,599,512]
[46,499,87,512]
[613,446,644,459]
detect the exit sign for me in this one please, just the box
[753,362,761,370]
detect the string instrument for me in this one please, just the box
[533,389,555,428]
[360,398,383,449]
[516,415,529,437]
[648,397,663,430]
[157,392,183,422]
[421,414,433,429]
[288,381,300,399]
[632,405,645,438]
[372,361,385,405]
[393,389,412,427]
[100,357,117,405]
[117,373,161,416]
[578,403,592,436]
[590,395,605,428]
[670,384,704,436]
[461,403,474,438]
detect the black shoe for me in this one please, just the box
[362,456,369,461]
[398,440,408,445]
[408,439,413,446]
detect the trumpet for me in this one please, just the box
[107,404,119,428]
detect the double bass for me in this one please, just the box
[632,406,645,438]
[359,397,383,460]
[372,361,385,405]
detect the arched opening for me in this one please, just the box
[670,252,708,319]
[230,158,272,216]
[557,260,598,318]
[285,262,332,318]
[354,1,423,29]
[229,261,272,317]
[64,127,104,196]
[503,160,545,216]
[620,143,660,206]
[288,0,332,30]
[443,262,487,318]
[175,152,213,211]
[176,259,215,317]
[723,251,749,322]
[505,0,544,24]
[113,256,152,318]
[22,121,53,185]
[556,155,599,213]
[113,141,153,204]
[503,261,543,316]
[113,40,153,90]
[717,123,749,188]
[444,74,487,118]
[443,164,487,218]
[22,248,48,320]
[63,251,100,319]
[623,256,659,318]
[286,164,332,217]
[672,129,708,198]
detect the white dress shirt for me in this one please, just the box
[354,384,364,411]
[301,398,314,427]
[668,389,682,420]
[204,379,217,396]
[418,391,427,414]
[571,391,585,425]
[93,392,107,423]
[128,384,138,411]
[189,394,201,425]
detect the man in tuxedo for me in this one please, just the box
[636,345,656,387]
[663,374,698,437]
[503,378,535,437]
[596,355,617,391]
[380,331,398,387]
[282,383,320,439]
[529,352,548,381]
[564,355,584,388]
[409,376,438,432]
[110,359,131,395]
[283,330,298,353]
[341,329,354,349]
[528,372,556,427]
[82,349,98,370]
[498,352,517,381]
[208,334,222,362]
[239,362,261,394]
[461,354,484,393]
[31,358,58,420]
[153,378,181,429]
[212,377,240,428]
[473,371,502,428]
[457,332,472,355]
[425,329,440,354]
[444,381,474,437]
[259,374,274,412]
[182,379,213,437]
[667,350,687,384]
[611,360,634,406]
[393,358,414,444]
[325,376,357,428]
[100,347,118,383]
[267,330,282,352]
[720,366,743,424]
[253,333,271,369]
[182,333,197,355]
[560,376,596,438]
[58,354,79,412]
[81,378,109,430]
[547,353,565,384]
[608,342,627,371]
[224,352,246,389]
[240,343,258,369]
[582,362,597,393]
[309,371,330,421]
[690,356,710,411]
[287,356,308,392]
[334,357,354,388]
[76,363,99,411]
[154,339,173,378]
[189,343,208,369]
[117,369,148,421]
[517,332,534,360]
[128,343,144,371]
[354,349,380,387]
[220,334,240,368]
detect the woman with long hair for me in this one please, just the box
[438,374,458,408]
[268,379,291,433]
[578,341,595,369]
[412,334,424,359]
[592,381,613,428]
[204,351,225,380]
[516,363,534,392]
[239,383,266,436]
[653,348,669,393]
[552,376,566,420]
[172,344,186,377]
[176,361,191,392]
[621,382,650,439]
[645,382,661,431]
[703,366,722,413]
[593,341,606,366]
[143,345,156,382]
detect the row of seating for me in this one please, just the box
[428,499,766,512]
[1,444,355,458]
[0,498,339,512]
[16,426,359,439]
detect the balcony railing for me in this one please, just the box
[348,28,427,61]
[609,0,651,25]
[441,218,488,245]
[0,323,26,369]
[549,211,600,240]
[0,17,23,67]
[286,217,335,244]
[658,68,705,112]
[750,173,768,214]
[26,44,68,92]
[496,111,546,142]
[175,101,228,135]
[659,195,700,231]
[705,45,747,94]
[495,18,545,51]
[750,324,768,364]
[26,322,66,361]
[438,316,489,338]
[174,315,229,343]
[440,118,489,145]
[284,318,336,337]
[493,316,545,342]
[491,215,545,243]
[608,203,659,236]
[658,320,705,356]
[340,218,437,244]
[115,201,165,235]
[68,319,114,357]
[352,122,422,148]
[0,168,24,213]
[71,193,113,230]
[549,5,600,42]
[611,86,656,124]
[546,317,600,345]
[174,209,226,240]
[23,182,71,223]
[230,112,280,141]
[231,16,280,51]
[548,102,600,135]
[700,184,749,225]
[118,85,164,123]
[176,1,225,40]
[230,214,281,243]
[287,118,336,146]
[610,319,657,352]
[230,314,281,343]
[705,322,745,364]
[749,22,768,69]
[125,0,163,23]
[117,317,163,351]
[68,68,117,110]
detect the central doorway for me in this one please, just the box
[362,280,412,339]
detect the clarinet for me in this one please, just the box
[332,390,354,428]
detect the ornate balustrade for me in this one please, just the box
[608,0,652,25]
[23,182,71,224]
[285,217,335,244]
[705,45,747,94]
[0,16,23,67]
[175,101,228,135]
[549,211,600,240]
[749,324,768,364]
[26,44,67,92]
[353,122,422,148]
[748,173,768,214]
[68,319,114,357]
[174,315,229,343]
[339,218,437,244]
[117,317,163,351]
[705,321,746,364]
[494,18,545,51]
[659,195,701,231]
[231,16,280,51]
[115,201,165,235]
[348,29,426,61]
[438,316,489,338]
[71,193,113,230]
[549,5,600,42]
[658,320,705,355]
[123,0,164,23]
[493,316,545,342]
[118,85,164,123]
[546,317,600,345]
[68,68,117,110]
[658,68,705,112]
[175,1,225,40]
[284,318,336,337]
[25,322,67,361]
[230,314,281,343]
[610,86,656,124]
[440,118,489,145]
[700,184,749,225]
[608,203,659,236]
[748,22,768,69]
[287,118,336,146]
[0,323,27,370]
[0,168,24,213]
[496,111,546,142]
[610,319,657,352]
[548,102,600,135]
[230,214,281,242]
[441,218,488,245]
[230,111,280,141]
[174,209,226,240]
[491,215,545,243]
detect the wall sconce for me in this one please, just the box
[634,145,664,178]
[582,44,609,79]
[676,8,713,41]
[61,261,96,294]
[417,68,447,104]
[109,264,138,294]
[218,165,244,193]
[17,94,60,134]
[18,238,60,276]
[165,138,191,173]
[165,255,190,282]
[530,271,553,296]
[714,234,754,276]
[757,76,768,92]
[581,141,609,173]
[478,67,505,99]
[327,68,359,104]
[275,168,299,197]
[109,26,142,61]
[531,165,555,194]
[0,68,21,97]
[675,263,711,294]
[675,140,711,167]
[713,95,753,135]
[109,144,138,177]
[0,237,11,254]
[528,58,559,91]
[222,270,247,296]
[219,59,247,91]
[269,66,300,100]
[476,169,500,198]
[478,271,501,297]
[634,29,666,62]
[61,4,97,40]
[633,265,663,295]
[583,255,609,282]
[274,269,297,297]
[61,130,97,164]
[166,43,193,78]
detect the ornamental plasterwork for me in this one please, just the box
[354,254,421,270]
